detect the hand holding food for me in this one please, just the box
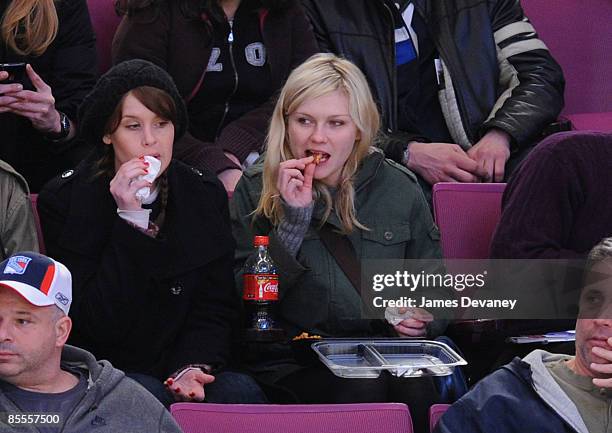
[277,156,316,208]
[109,157,152,210]
[135,156,161,201]
[389,307,434,338]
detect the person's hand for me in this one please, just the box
[218,168,243,192]
[467,129,511,182]
[0,71,25,110]
[406,142,489,185]
[393,308,434,337]
[0,64,63,134]
[277,156,315,208]
[164,368,215,402]
[109,157,151,210]
[590,337,612,388]
[218,151,244,192]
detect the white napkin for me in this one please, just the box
[384,307,434,326]
[135,156,161,202]
[385,306,414,326]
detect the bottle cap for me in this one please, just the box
[253,236,269,247]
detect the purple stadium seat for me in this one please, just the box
[170,403,413,433]
[29,194,45,254]
[521,0,612,131]
[565,112,612,133]
[432,183,506,260]
[429,404,450,432]
[86,0,122,74]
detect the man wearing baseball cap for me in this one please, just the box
[0,252,183,432]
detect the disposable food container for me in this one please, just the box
[311,339,467,378]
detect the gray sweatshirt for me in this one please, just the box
[523,350,590,433]
[0,345,182,433]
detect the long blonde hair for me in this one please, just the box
[256,53,380,234]
[1,0,59,56]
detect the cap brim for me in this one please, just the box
[0,281,55,307]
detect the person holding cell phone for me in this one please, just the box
[231,53,444,430]
[0,0,97,191]
[38,59,266,406]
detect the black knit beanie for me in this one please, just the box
[78,59,188,146]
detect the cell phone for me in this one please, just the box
[0,62,35,91]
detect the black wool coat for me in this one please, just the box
[38,154,239,379]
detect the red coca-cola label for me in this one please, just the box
[243,274,279,301]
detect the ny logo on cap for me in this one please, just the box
[3,256,32,275]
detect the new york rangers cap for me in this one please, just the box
[0,252,72,315]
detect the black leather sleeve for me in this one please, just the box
[482,0,565,146]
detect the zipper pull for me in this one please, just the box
[434,58,445,90]
[228,19,234,43]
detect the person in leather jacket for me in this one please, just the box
[301,0,565,191]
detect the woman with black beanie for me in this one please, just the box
[38,59,266,406]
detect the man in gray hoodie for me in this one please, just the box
[435,238,612,433]
[0,252,182,433]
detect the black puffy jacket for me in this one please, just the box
[301,0,565,160]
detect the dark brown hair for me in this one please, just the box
[95,86,177,177]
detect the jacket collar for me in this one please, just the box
[353,150,385,193]
[61,345,122,390]
[59,345,126,425]
[0,159,29,193]
[60,156,232,278]
[311,150,384,228]
[0,345,121,416]
[508,350,589,433]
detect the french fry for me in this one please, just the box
[292,332,322,340]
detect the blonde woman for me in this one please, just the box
[0,0,96,191]
[231,53,444,424]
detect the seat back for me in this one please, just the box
[171,403,413,433]
[432,183,506,259]
[29,194,45,254]
[429,404,451,432]
[87,0,122,74]
[521,0,612,115]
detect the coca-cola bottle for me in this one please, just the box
[242,236,285,341]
